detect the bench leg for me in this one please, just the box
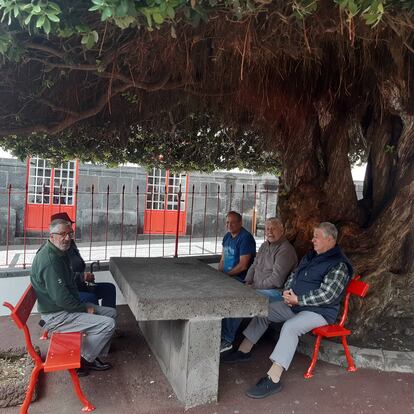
[341,336,357,372]
[20,365,42,414]
[68,369,96,412]
[304,335,322,379]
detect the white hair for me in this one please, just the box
[49,219,70,234]
[265,217,284,231]
[317,222,338,241]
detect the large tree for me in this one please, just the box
[0,0,413,350]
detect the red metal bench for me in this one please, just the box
[304,275,369,379]
[3,284,95,413]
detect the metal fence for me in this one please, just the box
[0,183,279,269]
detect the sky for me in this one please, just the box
[0,149,367,180]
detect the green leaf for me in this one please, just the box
[101,6,112,21]
[166,6,175,18]
[47,13,60,23]
[48,2,62,13]
[36,15,45,28]
[152,12,164,24]
[43,17,51,34]
[116,0,129,16]
[88,5,102,11]
[24,14,33,25]
[13,5,19,18]
[92,30,99,43]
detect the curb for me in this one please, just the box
[297,333,414,373]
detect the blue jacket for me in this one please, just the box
[291,246,353,323]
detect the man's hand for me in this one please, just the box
[283,289,298,307]
[245,282,253,288]
[84,272,95,283]
[86,306,95,314]
[218,260,224,272]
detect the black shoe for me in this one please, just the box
[81,357,112,371]
[221,350,252,364]
[76,367,90,377]
[246,376,282,399]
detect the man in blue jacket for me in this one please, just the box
[222,222,353,399]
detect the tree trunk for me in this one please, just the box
[277,90,414,350]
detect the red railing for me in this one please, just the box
[0,183,279,269]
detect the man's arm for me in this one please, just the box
[226,254,252,276]
[244,251,260,284]
[297,263,349,306]
[218,252,224,272]
[253,247,297,289]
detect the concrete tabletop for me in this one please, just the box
[110,256,268,321]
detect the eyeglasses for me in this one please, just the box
[51,231,74,238]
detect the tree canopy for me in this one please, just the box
[1,1,414,349]
[0,0,413,170]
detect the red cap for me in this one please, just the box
[50,212,75,223]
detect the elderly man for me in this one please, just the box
[30,218,116,376]
[222,222,353,399]
[50,212,117,309]
[220,217,297,352]
[245,217,298,302]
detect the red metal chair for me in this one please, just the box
[3,284,95,413]
[304,275,369,379]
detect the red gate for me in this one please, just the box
[25,157,78,232]
[144,168,188,235]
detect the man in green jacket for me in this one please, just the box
[31,218,116,376]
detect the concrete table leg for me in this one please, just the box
[139,318,221,408]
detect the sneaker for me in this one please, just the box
[245,376,282,399]
[221,350,252,363]
[220,339,233,353]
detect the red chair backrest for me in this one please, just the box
[3,284,42,365]
[3,284,37,330]
[338,275,369,327]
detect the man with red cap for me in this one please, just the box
[50,212,116,308]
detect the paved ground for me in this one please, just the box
[1,305,413,414]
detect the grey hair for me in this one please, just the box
[50,219,70,234]
[317,222,338,241]
[265,217,284,231]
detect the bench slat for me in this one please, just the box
[44,332,82,372]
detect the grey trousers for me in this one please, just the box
[41,304,117,362]
[243,301,327,370]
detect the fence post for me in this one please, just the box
[104,185,110,260]
[241,184,245,217]
[23,183,28,269]
[89,184,94,261]
[252,184,257,235]
[73,184,79,240]
[5,184,11,266]
[215,184,220,254]
[188,184,195,255]
[174,184,182,258]
[120,184,125,257]
[135,185,139,257]
[202,184,207,254]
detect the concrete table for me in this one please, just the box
[109,256,268,408]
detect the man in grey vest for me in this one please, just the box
[222,222,353,399]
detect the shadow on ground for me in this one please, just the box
[0,305,413,414]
